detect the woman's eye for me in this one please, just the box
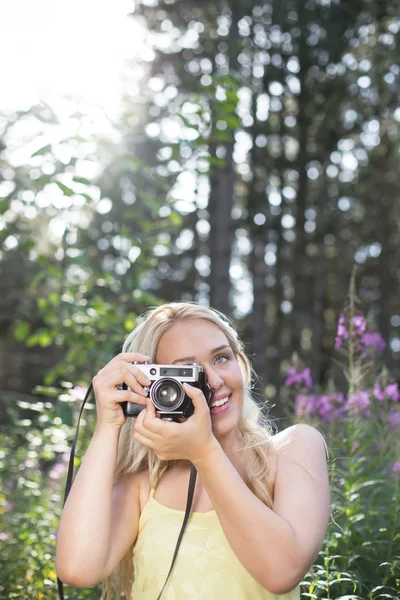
[215,354,229,364]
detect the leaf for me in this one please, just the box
[121,156,141,172]
[73,176,92,185]
[0,197,11,213]
[14,321,31,341]
[31,144,52,157]
[54,181,74,196]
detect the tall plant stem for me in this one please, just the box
[348,266,357,396]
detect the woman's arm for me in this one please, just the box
[56,426,140,587]
[193,423,330,595]
[56,353,150,587]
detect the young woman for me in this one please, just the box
[56,302,330,600]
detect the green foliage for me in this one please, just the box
[301,417,400,599]
[0,392,100,599]
[298,276,400,599]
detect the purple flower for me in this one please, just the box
[373,381,386,402]
[387,410,400,431]
[348,391,370,416]
[335,314,349,349]
[285,367,313,389]
[362,332,386,354]
[317,392,347,422]
[374,382,400,403]
[393,462,400,473]
[385,383,400,403]
[334,312,384,354]
[295,394,318,416]
[351,315,367,335]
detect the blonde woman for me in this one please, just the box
[56,302,330,600]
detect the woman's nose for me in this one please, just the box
[205,367,224,390]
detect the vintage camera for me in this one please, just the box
[121,363,211,421]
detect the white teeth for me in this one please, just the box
[211,396,229,409]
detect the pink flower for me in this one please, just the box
[72,386,88,400]
[375,382,400,403]
[49,463,67,480]
[373,381,386,402]
[393,462,400,473]
[316,392,347,422]
[285,367,313,389]
[387,410,400,431]
[335,314,349,349]
[295,394,318,416]
[0,533,12,541]
[385,383,400,402]
[348,391,370,416]
[351,315,367,335]
[362,332,386,354]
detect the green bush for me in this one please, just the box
[0,389,101,599]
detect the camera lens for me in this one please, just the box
[151,379,184,410]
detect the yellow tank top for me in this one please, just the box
[132,472,300,600]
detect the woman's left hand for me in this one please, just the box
[132,383,219,463]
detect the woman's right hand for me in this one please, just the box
[92,353,152,431]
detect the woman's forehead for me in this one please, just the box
[156,318,230,359]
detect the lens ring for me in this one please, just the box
[151,379,184,410]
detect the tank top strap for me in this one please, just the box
[150,465,169,497]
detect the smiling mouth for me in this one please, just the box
[210,395,230,411]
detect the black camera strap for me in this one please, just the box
[57,382,93,600]
[57,384,215,600]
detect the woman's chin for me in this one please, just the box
[211,414,239,440]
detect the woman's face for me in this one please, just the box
[155,318,245,442]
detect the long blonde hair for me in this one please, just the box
[101,302,276,599]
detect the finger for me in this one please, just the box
[132,429,155,449]
[104,362,152,397]
[98,361,151,389]
[183,383,208,412]
[139,400,174,436]
[105,389,149,406]
[142,400,164,433]
[144,398,157,420]
[134,406,159,435]
[123,366,152,397]
[95,368,150,398]
[110,352,152,364]
[97,353,151,375]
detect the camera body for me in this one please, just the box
[121,363,210,420]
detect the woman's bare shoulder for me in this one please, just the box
[114,468,150,513]
[270,423,326,452]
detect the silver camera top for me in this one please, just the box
[134,363,204,381]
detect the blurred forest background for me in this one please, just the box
[0,0,399,419]
[1,1,400,598]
